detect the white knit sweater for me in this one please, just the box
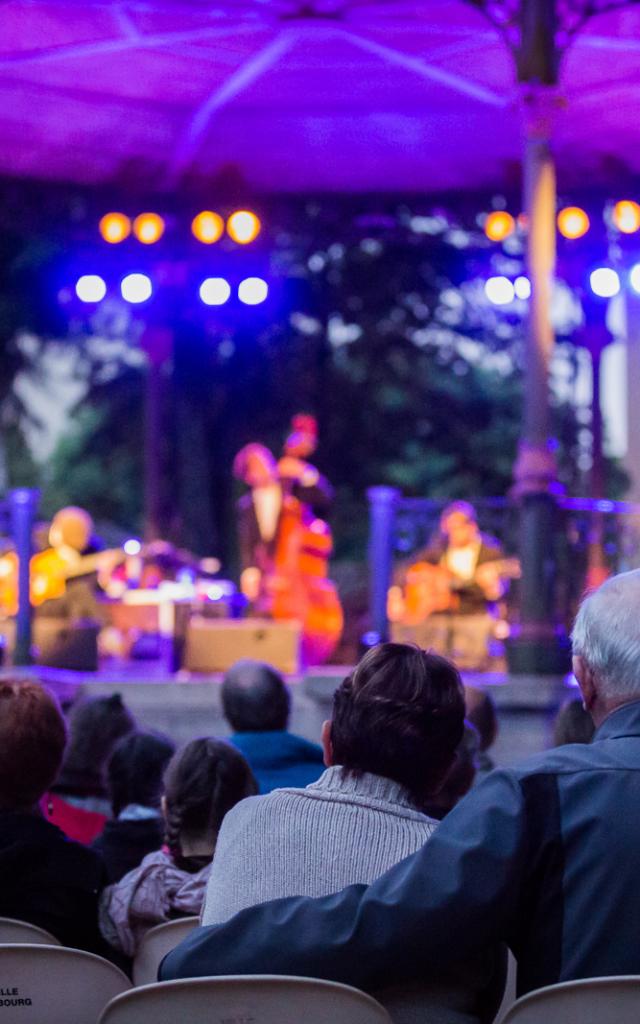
[202,767,503,1024]
[203,766,437,923]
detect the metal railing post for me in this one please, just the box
[9,488,39,665]
[366,486,400,644]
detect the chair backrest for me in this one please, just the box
[0,944,131,1024]
[502,976,640,1024]
[494,951,517,1022]
[99,975,392,1024]
[132,917,200,986]
[0,917,61,946]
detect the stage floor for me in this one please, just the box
[2,656,578,766]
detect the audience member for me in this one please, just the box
[422,721,480,820]
[0,679,106,952]
[464,685,498,778]
[203,643,503,1023]
[49,693,136,843]
[221,659,324,792]
[553,697,595,746]
[162,569,640,997]
[93,731,175,882]
[100,737,257,957]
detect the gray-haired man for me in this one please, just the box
[162,570,640,997]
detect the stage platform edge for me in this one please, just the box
[1,662,576,765]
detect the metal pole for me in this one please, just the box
[9,488,39,666]
[144,358,163,542]
[623,294,640,502]
[141,326,173,542]
[507,2,571,673]
[366,486,399,644]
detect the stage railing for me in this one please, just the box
[367,487,640,644]
[0,489,39,664]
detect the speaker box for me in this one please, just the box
[183,616,302,674]
[33,618,100,671]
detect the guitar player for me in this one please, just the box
[35,506,109,623]
[388,501,507,670]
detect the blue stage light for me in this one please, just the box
[589,267,620,298]
[630,264,640,295]
[75,275,106,302]
[120,273,152,304]
[485,276,515,305]
[514,275,531,300]
[238,277,269,305]
[199,277,231,306]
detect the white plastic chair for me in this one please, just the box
[0,917,61,945]
[501,976,640,1024]
[132,916,199,986]
[493,951,517,1022]
[0,943,131,1023]
[99,974,392,1024]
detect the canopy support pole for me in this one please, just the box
[506,0,571,673]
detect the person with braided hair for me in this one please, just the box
[99,738,257,958]
[199,643,505,1024]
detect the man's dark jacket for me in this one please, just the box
[161,700,640,996]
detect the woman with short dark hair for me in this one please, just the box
[0,679,106,952]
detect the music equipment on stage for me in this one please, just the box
[0,537,223,618]
[398,557,521,626]
[0,547,127,616]
[183,617,302,675]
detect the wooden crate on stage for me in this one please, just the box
[183,616,302,674]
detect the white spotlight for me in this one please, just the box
[589,267,620,299]
[485,276,515,306]
[120,273,152,304]
[75,275,106,302]
[238,277,269,306]
[199,278,231,306]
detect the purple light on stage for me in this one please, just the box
[514,275,531,300]
[120,273,152,304]
[75,274,106,302]
[589,267,619,298]
[238,277,269,305]
[199,277,231,306]
[630,264,640,295]
[485,276,514,306]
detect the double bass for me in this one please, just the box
[260,484,344,666]
[235,425,343,666]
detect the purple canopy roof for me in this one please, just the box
[1,1,639,193]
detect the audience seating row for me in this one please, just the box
[0,942,391,1024]
[1,918,640,1024]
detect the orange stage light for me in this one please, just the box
[227,210,261,244]
[99,212,131,244]
[557,206,590,240]
[484,211,515,242]
[191,210,224,244]
[613,200,640,234]
[133,213,165,245]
